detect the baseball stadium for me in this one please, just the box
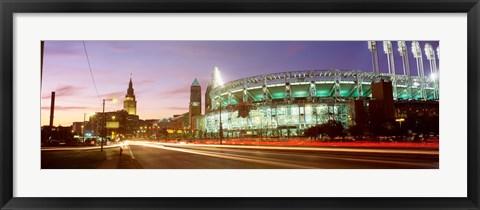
[202,41,439,138]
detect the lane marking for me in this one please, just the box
[128,145,136,160]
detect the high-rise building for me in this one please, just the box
[369,79,395,125]
[123,77,137,115]
[189,78,202,131]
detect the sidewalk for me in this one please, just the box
[96,146,142,169]
[96,148,121,169]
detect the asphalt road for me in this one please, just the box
[126,142,439,169]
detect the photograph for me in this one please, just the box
[40,40,439,169]
[2,0,478,208]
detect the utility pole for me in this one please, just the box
[101,98,116,151]
[48,91,55,145]
[102,99,106,152]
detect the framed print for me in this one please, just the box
[1,0,479,209]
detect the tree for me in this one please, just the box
[322,120,345,140]
[304,126,318,140]
[367,119,407,142]
[304,120,345,141]
[158,128,168,140]
[348,125,363,139]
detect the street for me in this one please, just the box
[125,142,439,169]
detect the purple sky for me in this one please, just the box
[41,41,439,126]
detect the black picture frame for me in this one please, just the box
[1,0,479,209]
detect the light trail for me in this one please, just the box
[133,142,317,169]
[163,144,438,168]
[132,142,438,169]
[143,142,438,155]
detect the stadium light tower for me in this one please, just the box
[218,98,223,145]
[243,84,248,103]
[424,43,438,77]
[411,41,427,100]
[263,75,270,103]
[309,80,316,99]
[397,41,412,99]
[383,41,395,75]
[383,41,398,99]
[436,46,440,60]
[368,41,380,75]
[411,41,425,78]
[211,66,223,89]
[425,43,439,99]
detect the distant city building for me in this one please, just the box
[41,125,73,142]
[123,77,137,115]
[193,115,205,137]
[79,78,141,140]
[369,79,395,125]
[71,122,84,135]
[151,113,190,139]
[394,100,439,133]
[87,110,139,139]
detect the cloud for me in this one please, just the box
[159,43,219,58]
[105,42,134,53]
[157,86,190,98]
[99,91,125,100]
[41,85,84,99]
[163,106,188,111]
[138,79,155,84]
[286,42,308,57]
[41,106,90,110]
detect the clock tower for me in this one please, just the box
[123,77,137,115]
[189,78,202,131]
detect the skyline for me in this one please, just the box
[41,40,439,126]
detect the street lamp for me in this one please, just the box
[396,118,405,128]
[81,125,84,141]
[101,98,116,152]
[216,98,223,145]
[110,115,116,140]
